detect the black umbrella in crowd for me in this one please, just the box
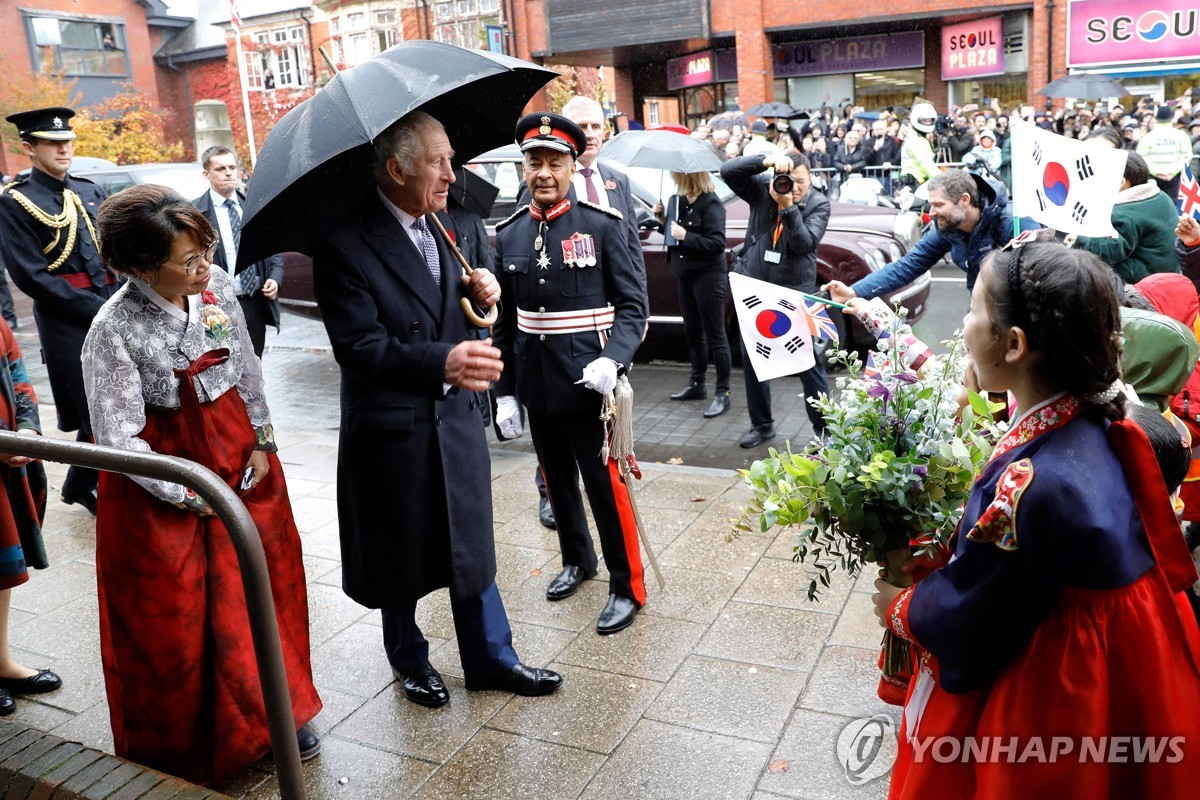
[449,166,500,218]
[1039,74,1129,100]
[744,101,802,119]
[238,41,557,268]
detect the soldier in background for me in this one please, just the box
[0,108,120,514]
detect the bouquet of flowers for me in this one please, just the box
[734,300,1004,686]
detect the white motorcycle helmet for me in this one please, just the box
[910,103,937,133]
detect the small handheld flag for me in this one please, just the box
[729,273,818,381]
[1179,165,1200,222]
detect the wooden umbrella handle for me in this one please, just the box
[427,213,499,328]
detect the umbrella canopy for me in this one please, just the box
[1039,74,1129,99]
[646,122,691,135]
[597,130,724,175]
[448,166,499,218]
[238,41,556,268]
[708,111,749,131]
[744,102,801,119]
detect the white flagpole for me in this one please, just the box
[232,11,258,168]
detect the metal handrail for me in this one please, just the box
[0,431,307,800]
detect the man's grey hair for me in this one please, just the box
[561,96,604,122]
[372,110,444,183]
[928,168,980,208]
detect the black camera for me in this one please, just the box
[772,173,794,194]
[934,114,956,135]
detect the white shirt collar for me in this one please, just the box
[376,187,420,229]
[210,188,238,211]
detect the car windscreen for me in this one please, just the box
[129,167,211,199]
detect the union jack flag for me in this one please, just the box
[802,300,839,345]
[230,0,243,31]
[1179,166,1200,222]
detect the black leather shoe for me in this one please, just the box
[0,669,61,695]
[60,489,97,516]
[596,594,638,635]
[546,565,594,601]
[466,663,563,696]
[704,393,731,418]
[738,425,776,449]
[296,725,321,761]
[538,497,557,530]
[0,689,13,716]
[394,664,449,708]
[669,383,706,401]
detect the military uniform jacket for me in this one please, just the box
[493,200,647,415]
[0,168,118,432]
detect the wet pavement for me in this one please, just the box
[0,272,968,799]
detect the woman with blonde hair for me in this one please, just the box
[653,170,730,417]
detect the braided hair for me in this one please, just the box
[983,241,1125,421]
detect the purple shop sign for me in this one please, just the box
[667,49,738,90]
[1068,0,1200,68]
[773,31,925,78]
[942,16,1005,79]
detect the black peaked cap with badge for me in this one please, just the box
[5,107,77,141]
[514,112,587,159]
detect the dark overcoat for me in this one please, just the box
[0,168,117,433]
[312,194,496,608]
[192,189,285,330]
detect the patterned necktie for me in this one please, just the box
[224,198,242,254]
[579,167,601,204]
[412,216,442,287]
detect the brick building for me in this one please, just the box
[508,0,1200,128]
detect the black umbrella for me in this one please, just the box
[1039,74,1129,100]
[238,42,556,268]
[448,166,500,218]
[744,101,801,118]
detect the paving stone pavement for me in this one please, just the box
[5,296,896,799]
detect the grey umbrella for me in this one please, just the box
[238,41,556,269]
[597,129,724,175]
[1039,74,1129,99]
[745,101,802,118]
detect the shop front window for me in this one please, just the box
[948,74,1028,111]
[852,69,925,112]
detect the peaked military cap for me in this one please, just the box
[5,107,77,141]
[514,112,587,158]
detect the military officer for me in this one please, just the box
[0,108,120,514]
[493,113,648,635]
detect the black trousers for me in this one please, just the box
[676,269,732,394]
[238,294,270,358]
[528,406,645,605]
[740,335,828,435]
[1152,172,1182,204]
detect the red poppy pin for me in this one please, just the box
[604,179,617,191]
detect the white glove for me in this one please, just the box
[577,357,619,395]
[497,396,523,439]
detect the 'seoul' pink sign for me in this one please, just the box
[942,17,1005,79]
[1068,0,1200,67]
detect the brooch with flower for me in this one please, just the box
[199,290,231,340]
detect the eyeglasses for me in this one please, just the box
[170,241,218,275]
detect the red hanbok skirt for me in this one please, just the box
[889,572,1200,799]
[95,385,320,785]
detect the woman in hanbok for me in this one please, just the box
[82,185,320,785]
[873,241,1200,798]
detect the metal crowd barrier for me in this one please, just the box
[0,431,307,800]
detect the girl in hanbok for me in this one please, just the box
[872,241,1200,798]
[83,185,320,785]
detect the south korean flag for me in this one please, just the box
[729,273,816,381]
[1010,119,1125,237]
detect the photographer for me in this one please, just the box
[899,103,942,190]
[721,151,830,448]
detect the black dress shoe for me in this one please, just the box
[596,594,638,635]
[394,664,449,708]
[538,497,557,530]
[0,669,61,695]
[296,725,321,761]
[466,663,563,696]
[703,393,731,418]
[60,489,97,516]
[738,425,776,449]
[546,565,594,601]
[669,383,707,401]
[0,689,13,716]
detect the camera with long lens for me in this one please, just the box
[933,114,956,135]
[772,173,794,194]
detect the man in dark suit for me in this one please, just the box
[0,107,120,515]
[312,109,562,709]
[494,113,648,635]
[192,146,284,358]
